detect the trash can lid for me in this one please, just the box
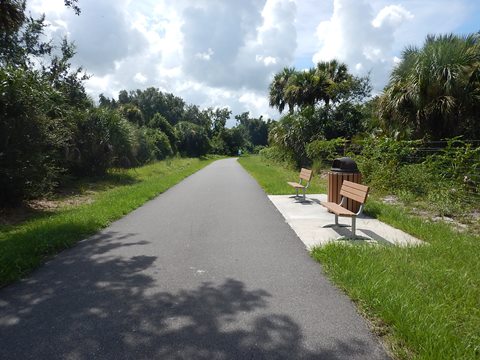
[331,157,359,173]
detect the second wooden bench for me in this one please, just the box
[287,168,313,201]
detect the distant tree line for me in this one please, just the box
[0,0,270,206]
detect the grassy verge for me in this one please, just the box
[0,157,217,287]
[238,155,327,194]
[239,155,480,360]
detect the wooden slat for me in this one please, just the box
[340,181,369,204]
[321,202,355,216]
[287,181,305,189]
[343,180,369,192]
[340,188,367,203]
[341,184,367,198]
[299,168,312,181]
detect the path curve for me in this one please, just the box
[0,158,389,359]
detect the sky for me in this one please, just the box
[29,0,480,126]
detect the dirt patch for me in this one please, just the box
[0,195,94,227]
[29,195,94,211]
[380,195,479,233]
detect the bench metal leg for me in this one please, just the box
[323,214,349,228]
[295,188,299,198]
[302,188,306,201]
[351,217,356,236]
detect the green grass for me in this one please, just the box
[238,155,327,194]
[0,157,217,287]
[239,155,480,360]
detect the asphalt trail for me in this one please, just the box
[0,158,389,359]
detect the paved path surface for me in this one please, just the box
[269,194,423,249]
[0,159,389,359]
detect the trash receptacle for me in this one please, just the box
[328,157,362,212]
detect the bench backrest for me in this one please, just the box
[340,180,369,204]
[299,168,313,182]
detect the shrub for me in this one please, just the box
[148,113,177,153]
[252,145,266,154]
[354,137,479,217]
[135,127,172,164]
[0,66,65,205]
[354,137,423,192]
[259,146,295,168]
[70,108,136,176]
[306,138,347,166]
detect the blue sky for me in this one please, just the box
[30,0,480,124]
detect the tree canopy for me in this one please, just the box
[378,33,480,140]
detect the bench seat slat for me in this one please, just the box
[321,202,355,216]
[287,181,305,189]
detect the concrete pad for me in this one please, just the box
[268,194,423,249]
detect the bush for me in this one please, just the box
[252,145,266,154]
[135,127,172,164]
[354,137,423,192]
[259,146,296,168]
[306,138,347,166]
[354,137,479,217]
[148,113,177,153]
[69,108,136,176]
[0,66,66,205]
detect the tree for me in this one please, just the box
[0,66,65,204]
[42,38,90,109]
[209,107,231,136]
[315,60,349,106]
[379,33,480,140]
[268,67,296,113]
[268,61,370,114]
[175,122,211,157]
[0,0,80,67]
[120,103,144,126]
[235,112,268,147]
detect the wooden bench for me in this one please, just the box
[287,168,313,201]
[321,180,369,237]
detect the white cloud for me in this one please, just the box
[27,0,480,120]
[372,5,414,28]
[256,55,278,66]
[312,0,414,91]
[195,48,214,61]
[133,73,147,84]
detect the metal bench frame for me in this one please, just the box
[287,168,313,201]
[321,180,369,237]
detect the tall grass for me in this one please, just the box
[0,157,216,287]
[239,155,480,360]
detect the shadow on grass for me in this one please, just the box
[58,170,140,197]
[1,171,139,230]
[0,230,381,359]
[0,220,107,287]
[0,205,60,231]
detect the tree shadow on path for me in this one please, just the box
[0,231,381,359]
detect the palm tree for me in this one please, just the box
[315,60,350,106]
[268,67,297,114]
[379,33,480,139]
